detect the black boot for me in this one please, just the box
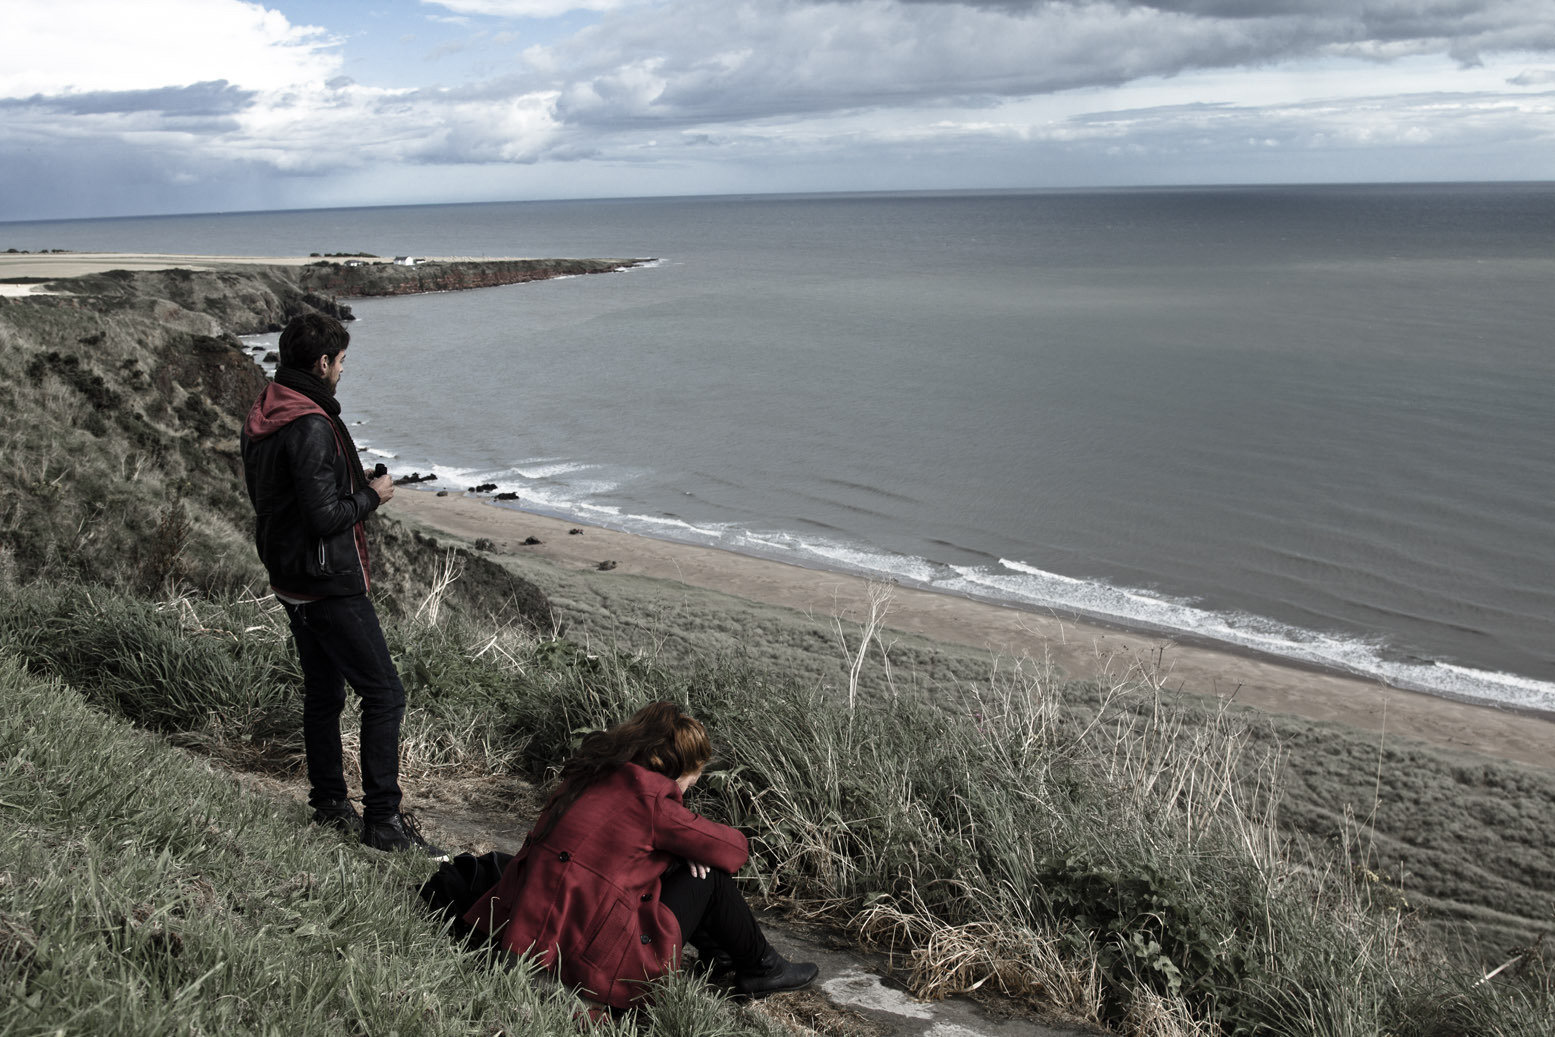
[733,947,818,997]
[362,811,448,859]
[311,798,363,838]
[687,930,737,980]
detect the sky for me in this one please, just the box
[3,0,1554,221]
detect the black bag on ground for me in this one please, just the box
[418,850,513,947]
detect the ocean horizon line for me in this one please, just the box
[8,177,1555,230]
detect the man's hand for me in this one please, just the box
[686,859,711,880]
[369,472,395,504]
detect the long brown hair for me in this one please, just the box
[533,701,712,839]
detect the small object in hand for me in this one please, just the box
[373,462,388,479]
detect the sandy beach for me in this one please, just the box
[13,248,1549,769]
[389,489,1555,771]
[0,252,330,294]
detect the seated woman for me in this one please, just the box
[463,701,818,1010]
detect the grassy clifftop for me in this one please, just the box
[1,263,1552,1035]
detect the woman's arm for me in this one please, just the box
[653,795,749,874]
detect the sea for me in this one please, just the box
[5,184,1553,713]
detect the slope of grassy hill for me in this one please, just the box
[1,264,1551,1035]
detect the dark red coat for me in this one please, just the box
[463,763,749,1008]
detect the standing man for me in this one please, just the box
[241,312,443,858]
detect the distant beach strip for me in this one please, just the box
[314,431,1555,719]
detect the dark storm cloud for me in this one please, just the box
[533,0,1555,135]
[894,0,1523,18]
[0,132,284,222]
[0,80,255,117]
[889,0,1555,55]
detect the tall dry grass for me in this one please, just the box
[2,572,1551,1035]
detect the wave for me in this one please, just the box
[281,383,1553,716]
[511,459,599,480]
[743,533,944,586]
[945,558,1555,713]
[685,540,1553,712]
[385,448,1555,713]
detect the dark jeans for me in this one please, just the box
[660,865,769,969]
[283,594,406,821]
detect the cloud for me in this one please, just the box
[422,0,647,17]
[1048,87,1555,155]
[526,0,1555,134]
[899,0,1555,68]
[5,0,1555,220]
[0,0,340,97]
[0,81,255,117]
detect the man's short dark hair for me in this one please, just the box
[279,313,350,371]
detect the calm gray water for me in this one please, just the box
[8,185,1554,711]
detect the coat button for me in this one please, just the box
[558,851,571,862]
[641,935,652,944]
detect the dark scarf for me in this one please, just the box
[275,365,368,494]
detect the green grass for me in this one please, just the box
[3,582,1550,1035]
[0,651,787,1037]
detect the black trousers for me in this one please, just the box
[282,594,406,821]
[659,865,769,969]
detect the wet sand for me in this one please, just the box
[389,489,1555,770]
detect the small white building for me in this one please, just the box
[393,256,419,266]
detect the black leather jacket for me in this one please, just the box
[241,398,380,598]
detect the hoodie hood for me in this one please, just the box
[244,382,326,442]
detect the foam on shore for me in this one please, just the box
[333,435,1555,716]
[237,328,1555,724]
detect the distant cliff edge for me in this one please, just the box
[298,257,642,305]
[29,257,646,332]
